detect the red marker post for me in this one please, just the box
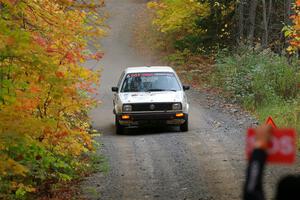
[246,117,297,165]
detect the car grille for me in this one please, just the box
[131,103,174,112]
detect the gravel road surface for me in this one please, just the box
[82,0,299,199]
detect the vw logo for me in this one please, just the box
[149,104,155,110]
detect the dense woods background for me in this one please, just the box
[147,0,300,131]
[148,0,298,53]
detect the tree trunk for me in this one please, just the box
[237,0,245,43]
[267,0,272,24]
[247,0,258,46]
[262,0,268,47]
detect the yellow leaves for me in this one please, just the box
[147,1,160,9]
[0,143,5,151]
[284,1,300,53]
[0,155,28,177]
[79,68,93,79]
[287,46,296,54]
[0,1,104,196]
[11,182,36,193]
[148,0,210,35]
[7,159,28,176]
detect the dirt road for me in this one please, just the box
[82,0,298,199]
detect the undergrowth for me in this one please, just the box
[213,47,300,130]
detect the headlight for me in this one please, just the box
[172,103,182,110]
[123,105,132,112]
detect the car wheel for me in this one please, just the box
[115,116,124,134]
[180,115,189,132]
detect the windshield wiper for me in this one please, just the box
[147,89,164,92]
[146,89,177,92]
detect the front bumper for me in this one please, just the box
[117,112,187,126]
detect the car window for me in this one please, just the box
[121,72,181,92]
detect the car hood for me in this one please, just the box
[119,91,184,104]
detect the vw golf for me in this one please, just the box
[112,66,190,134]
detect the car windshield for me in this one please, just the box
[121,72,181,92]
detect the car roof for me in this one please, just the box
[124,66,175,73]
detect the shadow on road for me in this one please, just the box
[95,123,181,136]
[121,126,181,136]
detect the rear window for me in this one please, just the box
[121,72,181,93]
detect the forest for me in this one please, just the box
[147,0,300,130]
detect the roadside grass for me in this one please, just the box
[88,150,109,175]
[211,47,300,149]
[256,100,300,148]
[256,100,300,129]
[213,47,300,122]
[78,142,109,200]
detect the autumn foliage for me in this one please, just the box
[0,0,104,198]
[285,0,300,53]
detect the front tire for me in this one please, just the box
[115,116,124,134]
[180,115,189,132]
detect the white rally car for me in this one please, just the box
[112,66,190,134]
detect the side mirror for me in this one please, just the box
[112,87,118,92]
[183,85,190,91]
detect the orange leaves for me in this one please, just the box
[14,85,41,111]
[290,40,300,46]
[55,71,65,78]
[63,86,76,96]
[0,0,104,197]
[29,84,42,94]
[6,36,15,46]
[65,52,76,63]
[284,1,300,53]
[32,34,47,47]
[90,52,104,61]
[15,97,38,111]
[76,81,97,94]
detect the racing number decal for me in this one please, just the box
[127,72,174,78]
